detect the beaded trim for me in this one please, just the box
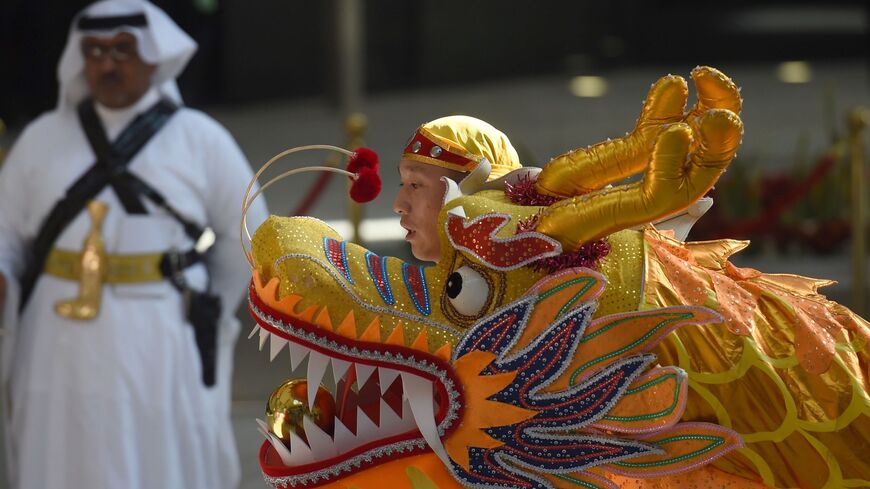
[365,252,395,306]
[447,282,669,488]
[402,263,431,316]
[263,439,428,488]
[273,253,458,336]
[446,213,562,271]
[607,422,744,479]
[323,238,353,284]
[594,368,687,434]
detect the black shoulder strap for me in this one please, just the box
[119,172,206,242]
[79,98,177,214]
[18,97,178,312]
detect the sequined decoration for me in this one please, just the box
[448,271,741,488]
[446,213,562,270]
[365,251,394,305]
[595,230,645,317]
[323,237,353,284]
[402,263,431,316]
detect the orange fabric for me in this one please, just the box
[323,453,460,489]
[445,350,536,471]
[603,465,770,488]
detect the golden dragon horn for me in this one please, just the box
[535,66,741,198]
[536,108,743,252]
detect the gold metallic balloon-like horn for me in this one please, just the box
[536,66,742,199]
[536,75,688,198]
[536,109,743,252]
[686,66,743,121]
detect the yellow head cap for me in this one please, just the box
[402,115,522,181]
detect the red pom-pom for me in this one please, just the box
[347,147,379,173]
[350,166,381,203]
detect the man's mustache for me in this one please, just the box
[97,72,122,85]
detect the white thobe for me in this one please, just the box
[0,88,267,489]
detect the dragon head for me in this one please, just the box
[249,238,742,488]
[248,212,742,488]
[246,66,745,488]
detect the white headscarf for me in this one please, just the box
[56,0,197,109]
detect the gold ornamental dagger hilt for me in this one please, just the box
[55,200,109,320]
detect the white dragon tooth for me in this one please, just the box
[255,418,271,440]
[267,432,295,466]
[378,367,400,395]
[303,415,338,459]
[258,328,270,351]
[286,429,316,466]
[306,351,330,409]
[378,398,399,428]
[402,372,450,468]
[330,358,351,383]
[379,398,415,433]
[332,417,358,454]
[289,341,310,371]
[355,406,380,446]
[269,335,288,362]
[354,363,376,388]
[248,324,260,340]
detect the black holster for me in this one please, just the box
[185,288,221,388]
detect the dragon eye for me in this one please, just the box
[446,266,490,316]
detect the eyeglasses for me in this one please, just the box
[80,42,138,62]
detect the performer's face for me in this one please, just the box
[393,159,463,262]
[81,32,156,109]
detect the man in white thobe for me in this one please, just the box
[0,1,267,488]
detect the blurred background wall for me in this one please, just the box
[1,0,867,121]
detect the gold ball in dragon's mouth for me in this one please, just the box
[266,379,336,445]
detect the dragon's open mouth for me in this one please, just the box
[247,282,462,487]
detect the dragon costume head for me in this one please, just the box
[249,67,870,489]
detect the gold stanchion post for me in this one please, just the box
[345,113,368,243]
[849,107,868,315]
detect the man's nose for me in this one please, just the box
[94,56,118,72]
[393,193,408,215]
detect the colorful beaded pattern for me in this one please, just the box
[365,251,395,305]
[443,271,742,488]
[324,237,353,284]
[402,262,431,316]
[446,213,562,271]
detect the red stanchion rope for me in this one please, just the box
[290,148,381,216]
[292,171,335,216]
[726,154,836,236]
